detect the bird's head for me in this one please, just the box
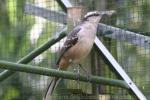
[82,11,101,24]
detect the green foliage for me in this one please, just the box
[7,0,17,24]
[0,0,59,100]
[3,86,19,100]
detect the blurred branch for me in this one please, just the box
[0,27,67,81]
[0,60,129,89]
[0,0,10,34]
[24,3,150,49]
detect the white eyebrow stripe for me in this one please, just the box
[66,36,78,41]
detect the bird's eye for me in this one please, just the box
[94,14,100,16]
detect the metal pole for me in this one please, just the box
[0,60,129,89]
[0,27,67,81]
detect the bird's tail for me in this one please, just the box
[43,77,61,100]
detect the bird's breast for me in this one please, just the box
[68,36,95,63]
[63,23,97,64]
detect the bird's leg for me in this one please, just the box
[79,64,91,82]
[79,64,88,74]
[73,65,80,89]
[77,65,80,89]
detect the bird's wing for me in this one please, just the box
[56,27,81,65]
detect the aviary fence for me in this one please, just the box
[0,0,149,100]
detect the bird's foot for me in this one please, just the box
[79,64,91,82]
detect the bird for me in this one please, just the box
[43,11,104,100]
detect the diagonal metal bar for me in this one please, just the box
[94,36,147,100]
[24,3,67,24]
[24,3,150,49]
[0,27,67,81]
[0,60,129,89]
[59,0,73,8]
[98,23,150,49]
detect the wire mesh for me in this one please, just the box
[0,0,149,100]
